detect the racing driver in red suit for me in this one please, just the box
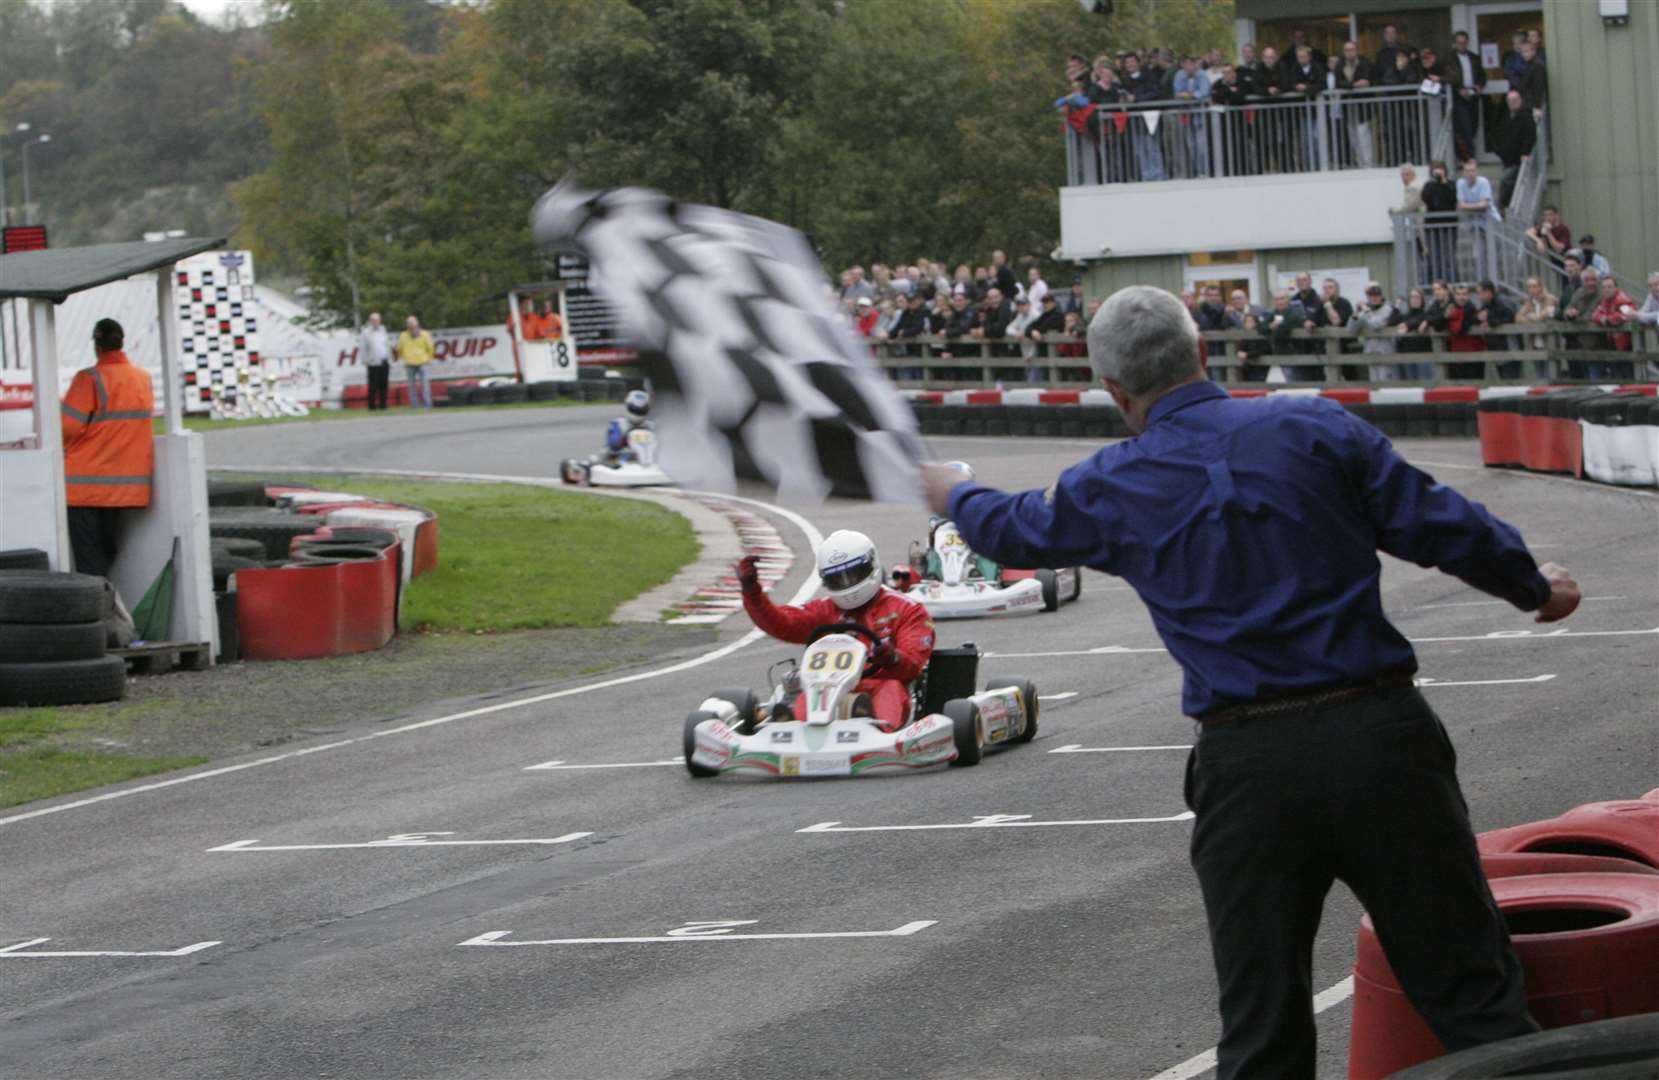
[738,529,935,732]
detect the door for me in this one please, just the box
[1465,2,1544,156]
[1184,251,1260,307]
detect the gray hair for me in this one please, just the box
[1087,286,1202,395]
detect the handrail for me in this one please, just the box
[867,324,1657,388]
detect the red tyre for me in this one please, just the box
[1478,800,1659,870]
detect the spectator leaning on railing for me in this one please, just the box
[1263,289,1310,382]
[1637,272,1659,329]
[1394,287,1433,378]
[1590,276,1638,354]
[1350,283,1399,382]
[1477,279,1519,377]
[1515,276,1558,360]
[1194,285,1231,360]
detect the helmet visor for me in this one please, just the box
[821,555,874,593]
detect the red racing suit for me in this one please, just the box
[741,585,935,731]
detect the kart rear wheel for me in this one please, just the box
[1066,568,1083,602]
[1036,569,1060,612]
[710,687,759,735]
[944,700,983,767]
[984,675,1039,743]
[560,459,588,486]
[683,710,720,778]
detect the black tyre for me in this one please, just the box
[983,675,1040,743]
[211,536,267,561]
[709,687,760,735]
[206,479,268,508]
[0,620,105,662]
[560,459,589,485]
[0,548,50,571]
[1387,1012,1659,1079]
[1036,568,1061,612]
[0,570,107,624]
[212,555,265,591]
[528,381,561,402]
[1066,567,1083,603]
[944,699,983,767]
[497,383,530,403]
[292,544,385,563]
[303,527,396,549]
[208,509,322,561]
[683,710,720,777]
[0,655,127,706]
[448,385,476,406]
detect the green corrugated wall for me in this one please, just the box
[1543,0,1659,284]
[1082,244,1396,304]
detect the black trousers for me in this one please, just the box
[366,363,390,410]
[67,506,122,579]
[1185,687,1536,1080]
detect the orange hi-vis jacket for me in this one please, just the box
[61,350,155,507]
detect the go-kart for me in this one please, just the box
[560,426,673,487]
[894,520,1081,619]
[683,622,1038,779]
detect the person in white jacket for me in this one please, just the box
[1348,283,1400,381]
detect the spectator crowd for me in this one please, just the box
[1057,26,1549,188]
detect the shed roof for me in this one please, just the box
[0,237,227,303]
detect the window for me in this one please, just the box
[1355,10,1453,60]
[1254,15,1352,63]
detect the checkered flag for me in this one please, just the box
[531,182,924,502]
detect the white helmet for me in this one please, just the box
[624,389,650,418]
[816,529,881,611]
[941,460,975,482]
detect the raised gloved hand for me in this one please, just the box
[867,638,897,670]
[736,554,762,594]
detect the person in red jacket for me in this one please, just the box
[739,529,935,732]
[60,318,155,578]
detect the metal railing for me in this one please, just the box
[870,327,1658,388]
[1063,87,1451,186]
[1507,107,1549,229]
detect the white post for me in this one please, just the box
[155,264,186,434]
[29,299,71,569]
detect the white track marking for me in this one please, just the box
[1415,674,1556,687]
[989,626,1658,659]
[1408,457,1659,500]
[797,812,1194,833]
[525,758,685,771]
[1039,692,1079,702]
[0,938,221,959]
[206,831,592,852]
[1148,977,1354,1080]
[1049,744,1192,754]
[0,477,824,830]
[457,921,937,947]
[1417,596,1625,609]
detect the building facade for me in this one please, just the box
[1060,0,1656,307]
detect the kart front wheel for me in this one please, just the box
[1036,569,1061,612]
[984,675,1040,743]
[944,700,983,767]
[710,686,759,735]
[683,710,719,778]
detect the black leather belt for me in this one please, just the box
[1198,670,1417,728]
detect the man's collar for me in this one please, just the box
[1146,379,1226,427]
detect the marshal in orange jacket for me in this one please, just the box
[60,349,155,507]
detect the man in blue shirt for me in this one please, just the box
[923,286,1580,1080]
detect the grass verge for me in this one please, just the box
[158,399,583,433]
[259,474,700,631]
[0,708,204,810]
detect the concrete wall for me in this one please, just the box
[1081,242,1394,306]
[1543,0,1659,285]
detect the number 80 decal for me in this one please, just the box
[808,649,857,672]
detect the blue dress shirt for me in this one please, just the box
[947,381,1550,717]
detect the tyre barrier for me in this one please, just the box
[911,400,1479,440]
[233,544,400,661]
[1349,873,1659,1079]
[206,478,269,508]
[1482,852,1659,880]
[439,377,634,407]
[0,548,51,571]
[0,570,122,705]
[1478,800,1659,869]
[208,509,327,562]
[1478,388,1659,486]
[291,526,399,551]
[1385,1012,1659,1079]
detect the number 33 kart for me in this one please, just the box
[894,521,1082,619]
[683,623,1039,779]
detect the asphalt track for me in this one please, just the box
[3,403,1656,1079]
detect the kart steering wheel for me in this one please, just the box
[806,622,882,647]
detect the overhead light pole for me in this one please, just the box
[0,122,31,227]
[20,132,51,222]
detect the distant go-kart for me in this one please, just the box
[683,622,1039,779]
[560,427,673,487]
[894,520,1081,619]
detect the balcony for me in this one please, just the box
[1058,89,1452,261]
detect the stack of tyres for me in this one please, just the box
[1477,395,1525,465]
[0,571,126,706]
[1580,394,1659,487]
[0,549,50,571]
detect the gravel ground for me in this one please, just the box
[58,624,715,760]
